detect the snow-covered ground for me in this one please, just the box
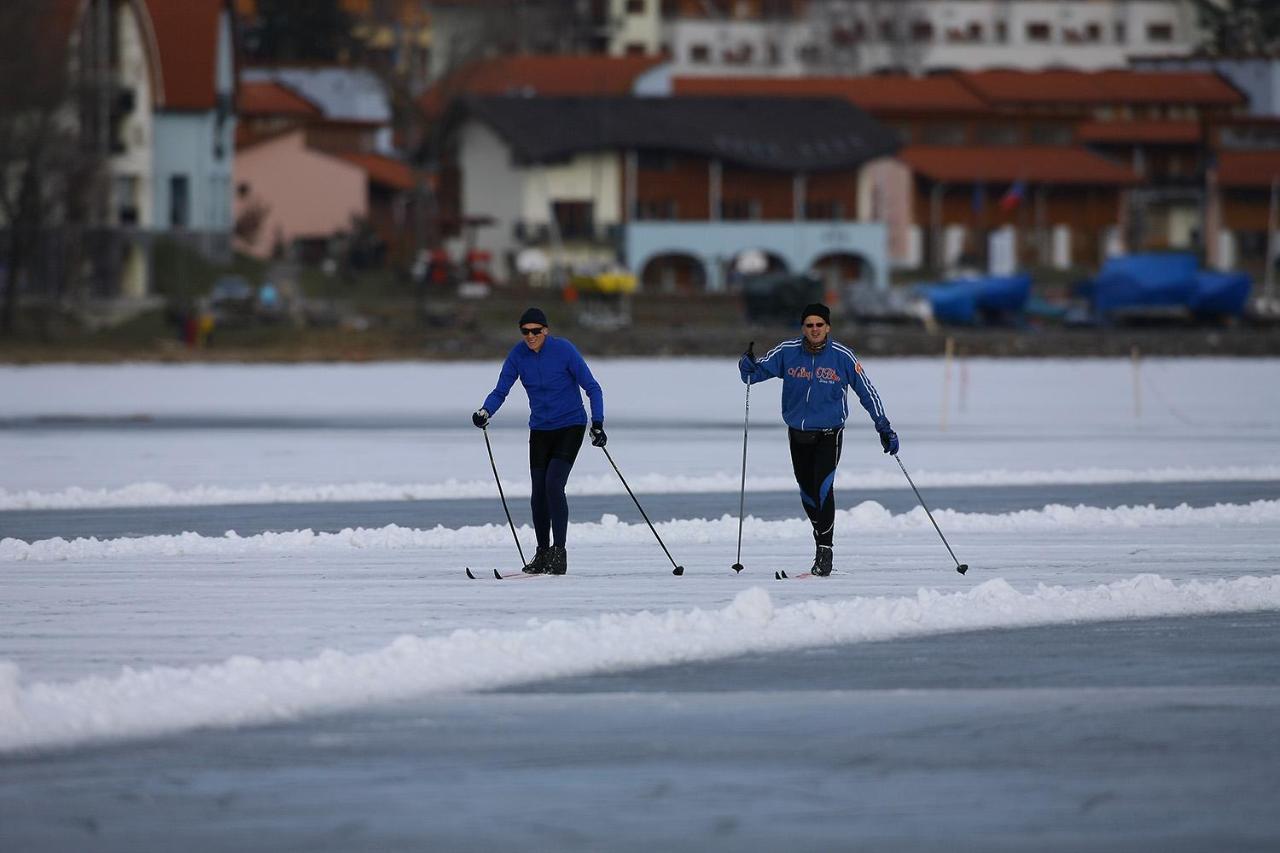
[2,357,1279,756]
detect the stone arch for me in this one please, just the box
[807,250,877,289]
[638,251,709,294]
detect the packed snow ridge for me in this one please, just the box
[2,574,1278,753]
[5,465,1280,510]
[4,499,1279,561]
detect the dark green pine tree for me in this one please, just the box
[249,0,353,63]
[1193,0,1280,56]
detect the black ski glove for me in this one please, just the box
[879,426,899,455]
[590,421,607,448]
[472,408,489,429]
[738,341,756,379]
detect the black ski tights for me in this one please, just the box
[531,458,574,548]
[788,427,844,548]
[529,425,586,548]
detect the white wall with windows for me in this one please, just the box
[149,8,235,234]
[609,0,663,56]
[664,0,1203,76]
[108,1,154,229]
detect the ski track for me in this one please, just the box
[3,499,1277,561]
[2,574,1278,753]
[5,465,1280,510]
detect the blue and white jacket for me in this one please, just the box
[741,337,890,433]
[483,336,604,431]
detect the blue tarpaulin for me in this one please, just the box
[917,274,1032,325]
[1090,253,1252,318]
[1189,271,1252,317]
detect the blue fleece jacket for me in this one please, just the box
[741,337,890,432]
[482,336,604,430]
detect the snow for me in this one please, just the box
[4,575,1278,753]
[1,357,1279,754]
[5,464,1280,511]
[4,499,1279,562]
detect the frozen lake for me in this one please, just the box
[2,357,1279,849]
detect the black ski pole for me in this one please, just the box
[600,445,685,576]
[732,341,754,573]
[482,426,527,568]
[895,456,968,575]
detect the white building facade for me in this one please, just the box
[664,0,1206,77]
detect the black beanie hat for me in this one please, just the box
[519,307,548,327]
[800,303,831,325]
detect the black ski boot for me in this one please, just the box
[522,546,551,574]
[810,545,833,577]
[546,545,568,575]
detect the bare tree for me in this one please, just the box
[0,0,105,336]
[1193,0,1280,56]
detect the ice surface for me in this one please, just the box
[1,357,1278,753]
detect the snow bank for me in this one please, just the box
[6,465,1280,510]
[4,499,1279,561]
[2,573,1277,752]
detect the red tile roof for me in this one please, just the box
[1076,120,1202,144]
[901,145,1138,185]
[335,151,419,191]
[237,80,322,117]
[1217,151,1280,188]
[143,0,231,110]
[956,70,1245,107]
[673,75,989,113]
[418,54,665,117]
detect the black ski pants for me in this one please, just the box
[529,424,586,548]
[788,427,843,548]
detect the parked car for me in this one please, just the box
[208,275,255,323]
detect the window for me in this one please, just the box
[625,42,647,56]
[995,22,1008,43]
[1147,23,1173,42]
[1114,22,1126,43]
[911,21,934,42]
[170,175,189,228]
[1026,22,1051,42]
[1084,22,1102,42]
[552,200,594,240]
[796,42,820,63]
[690,43,710,63]
[636,199,677,220]
[804,200,844,220]
[626,0,645,13]
[919,123,966,145]
[976,124,1020,146]
[1029,123,1073,145]
[114,175,139,225]
[720,199,760,221]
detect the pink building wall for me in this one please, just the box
[233,130,367,258]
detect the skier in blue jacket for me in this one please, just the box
[739,302,899,576]
[473,307,605,575]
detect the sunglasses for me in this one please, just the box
[520,326,546,336]
[803,322,827,329]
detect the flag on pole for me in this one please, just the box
[999,180,1026,212]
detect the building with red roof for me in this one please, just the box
[29,0,239,301]
[418,54,667,120]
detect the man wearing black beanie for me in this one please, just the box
[472,308,606,575]
[739,303,899,576]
